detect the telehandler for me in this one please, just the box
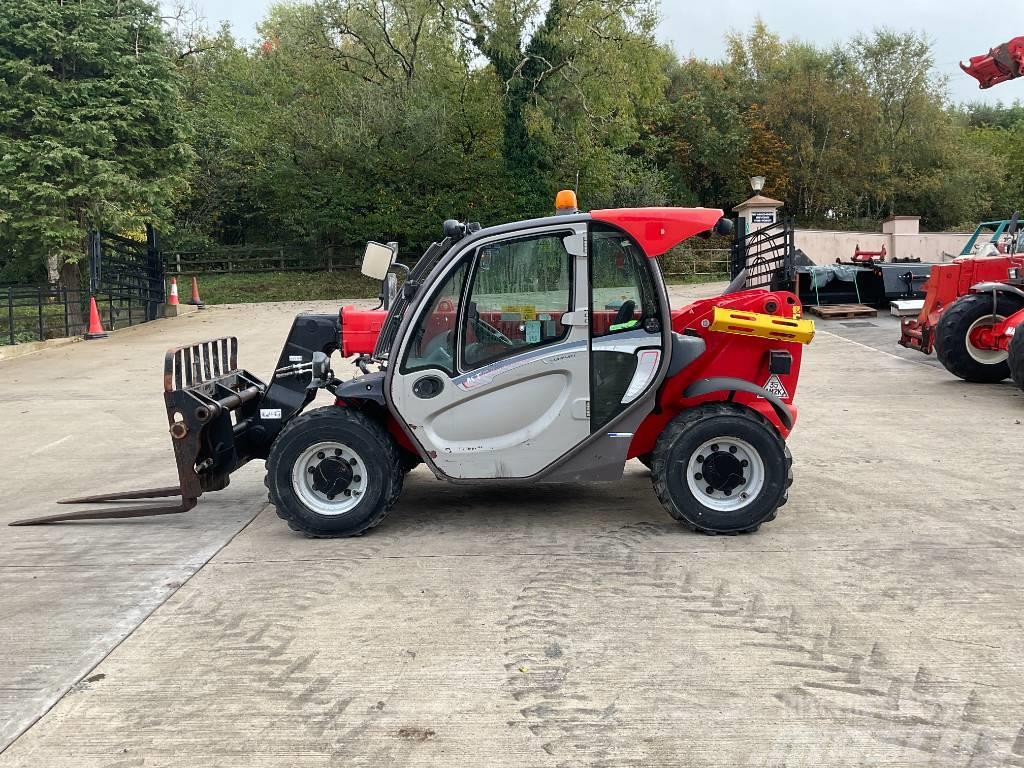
[15,195,814,536]
[899,214,1024,385]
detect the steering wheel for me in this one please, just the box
[471,316,514,346]
[419,329,453,366]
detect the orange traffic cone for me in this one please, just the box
[188,276,204,307]
[84,296,108,339]
[168,277,180,306]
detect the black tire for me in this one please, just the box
[651,403,789,534]
[637,453,654,470]
[266,406,403,537]
[935,293,1023,383]
[400,450,423,474]
[1010,321,1024,391]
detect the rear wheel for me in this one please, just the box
[266,407,402,537]
[651,403,789,534]
[1010,321,1024,390]
[935,293,1023,382]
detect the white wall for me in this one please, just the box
[794,228,971,265]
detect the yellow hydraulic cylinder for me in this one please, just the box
[709,307,815,345]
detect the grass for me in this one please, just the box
[172,270,381,304]
[177,268,727,306]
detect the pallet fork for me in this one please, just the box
[12,338,265,526]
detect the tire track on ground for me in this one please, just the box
[503,521,1024,766]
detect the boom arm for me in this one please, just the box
[961,37,1024,89]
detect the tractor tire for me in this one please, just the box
[935,293,1023,382]
[1010,321,1024,391]
[266,406,403,537]
[637,453,654,471]
[651,403,789,534]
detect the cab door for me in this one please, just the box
[389,224,591,479]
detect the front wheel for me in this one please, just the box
[935,293,1023,382]
[1009,322,1024,391]
[651,403,790,534]
[266,407,403,537]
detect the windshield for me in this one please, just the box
[372,237,453,360]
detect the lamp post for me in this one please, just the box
[749,175,765,194]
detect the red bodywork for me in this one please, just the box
[961,37,1024,89]
[899,254,1024,354]
[628,289,805,458]
[591,208,723,257]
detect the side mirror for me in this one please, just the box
[361,241,397,281]
[715,217,735,237]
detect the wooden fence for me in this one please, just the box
[660,248,730,279]
[164,244,730,280]
[164,246,366,275]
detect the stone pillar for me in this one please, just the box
[732,195,785,234]
[881,215,921,262]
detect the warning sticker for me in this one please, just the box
[762,375,789,399]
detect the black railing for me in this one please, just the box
[731,218,796,290]
[91,226,164,322]
[0,286,154,346]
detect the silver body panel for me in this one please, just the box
[384,217,675,482]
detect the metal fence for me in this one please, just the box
[0,286,153,345]
[730,218,796,290]
[165,246,363,275]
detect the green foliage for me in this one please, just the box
[4,0,1024,286]
[0,0,191,279]
[177,270,380,303]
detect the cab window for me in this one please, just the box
[590,224,659,336]
[460,233,573,370]
[401,261,469,376]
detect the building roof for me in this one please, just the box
[733,194,784,211]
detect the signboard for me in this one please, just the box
[751,211,775,224]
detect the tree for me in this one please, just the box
[0,0,191,307]
[441,0,664,214]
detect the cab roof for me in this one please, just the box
[457,207,725,259]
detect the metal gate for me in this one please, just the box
[89,225,165,326]
[730,217,796,291]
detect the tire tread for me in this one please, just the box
[651,403,789,535]
[266,407,403,538]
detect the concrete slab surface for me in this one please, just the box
[2,286,1024,766]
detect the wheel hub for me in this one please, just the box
[966,314,1008,365]
[699,449,746,495]
[685,437,765,513]
[291,441,367,516]
[310,455,354,499]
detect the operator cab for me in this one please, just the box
[359,196,724,482]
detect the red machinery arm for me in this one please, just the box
[961,37,1024,89]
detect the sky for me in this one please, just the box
[180,0,1024,106]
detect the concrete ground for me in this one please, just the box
[1,286,1023,767]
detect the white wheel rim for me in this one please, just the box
[685,437,765,512]
[966,315,1008,365]
[291,441,368,516]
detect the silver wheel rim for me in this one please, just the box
[291,441,368,516]
[685,437,765,512]
[966,314,1008,365]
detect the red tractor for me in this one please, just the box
[15,196,814,536]
[899,214,1024,386]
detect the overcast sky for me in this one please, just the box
[181,0,1023,105]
